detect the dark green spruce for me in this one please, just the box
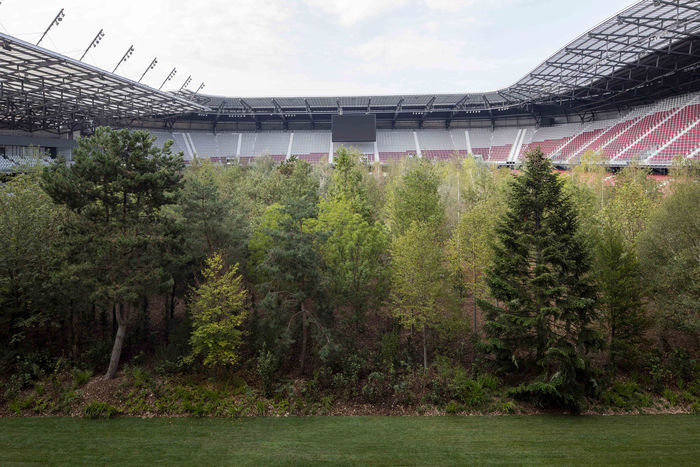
[478,148,600,411]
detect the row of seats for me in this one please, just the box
[2,93,698,172]
[150,93,698,166]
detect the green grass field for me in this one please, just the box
[1,415,697,465]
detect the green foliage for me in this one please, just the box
[640,181,700,337]
[386,160,444,235]
[189,253,248,368]
[313,195,388,334]
[83,401,121,419]
[481,148,600,409]
[0,172,67,350]
[601,166,659,248]
[389,222,455,368]
[444,400,461,414]
[257,346,277,397]
[451,371,487,407]
[594,225,648,370]
[72,369,93,387]
[42,126,184,306]
[253,159,329,373]
[600,382,645,410]
[362,372,385,403]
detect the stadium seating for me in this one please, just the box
[647,120,700,164]
[6,91,699,173]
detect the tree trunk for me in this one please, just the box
[422,324,428,370]
[300,305,308,375]
[473,295,478,335]
[104,303,126,380]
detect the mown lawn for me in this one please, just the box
[0,415,697,465]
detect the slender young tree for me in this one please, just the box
[594,225,646,371]
[314,149,389,342]
[188,253,248,369]
[42,127,183,380]
[389,222,454,369]
[479,148,599,409]
[253,159,328,374]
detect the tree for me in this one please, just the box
[42,127,184,379]
[0,171,67,352]
[448,201,496,334]
[313,149,389,342]
[314,196,388,338]
[639,181,700,339]
[479,148,599,410]
[594,225,647,371]
[253,159,328,374]
[386,160,444,235]
[178,160,247,266]
[189,253,247,368]
[389,222,454,369]
[602,165,659,248]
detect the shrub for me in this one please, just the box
[663,387,679,406]
[256,347,277,397]
[72,369,93,387]
[444,400,462,414]
[128,366,153,388]
[256,399,267,416]
[508,380,582,413]
[362,372,385,403]
[600,381,642,410]
[381,332,401,365]
[500,400,516,414]
[9,397,34,415]
[83,401,120,419]
[451,371,486,407]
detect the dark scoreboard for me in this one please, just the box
[331,115,376,142]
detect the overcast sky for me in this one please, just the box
[1,0,634,97]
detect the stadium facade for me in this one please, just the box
[1,0,699,171]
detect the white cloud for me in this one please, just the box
[423,0,521,12]
[423,0,475,11]
[350,33,472,73]
[303,0,409,26]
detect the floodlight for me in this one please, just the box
[159,67,177,90]
[138,57,158,83]
[79,29,105,61]
[37,8,65,46]
[112,45,134,73]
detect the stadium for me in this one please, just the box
[3,2,700,460]
[0,0,698,172]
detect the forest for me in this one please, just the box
[1,126,698,417]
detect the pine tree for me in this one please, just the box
[42,127,184,380]
[479,148,600,410]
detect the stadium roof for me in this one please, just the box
[187,0,700,128]
[1,0,698,133]
[0,32,207,133]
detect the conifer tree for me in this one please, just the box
[42,127,183,380]
[479,148,599,410]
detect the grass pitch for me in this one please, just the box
[1,415,697,465]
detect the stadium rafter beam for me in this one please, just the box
[5,0,699,132]
[0,31,205,132]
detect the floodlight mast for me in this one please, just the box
[159,67,177,90]
[36,8,65,46]
[192,82,205,98]
[138,57,158,83]
[79,29,104,61]
[179,75,192,92]
[112,45,134,74]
